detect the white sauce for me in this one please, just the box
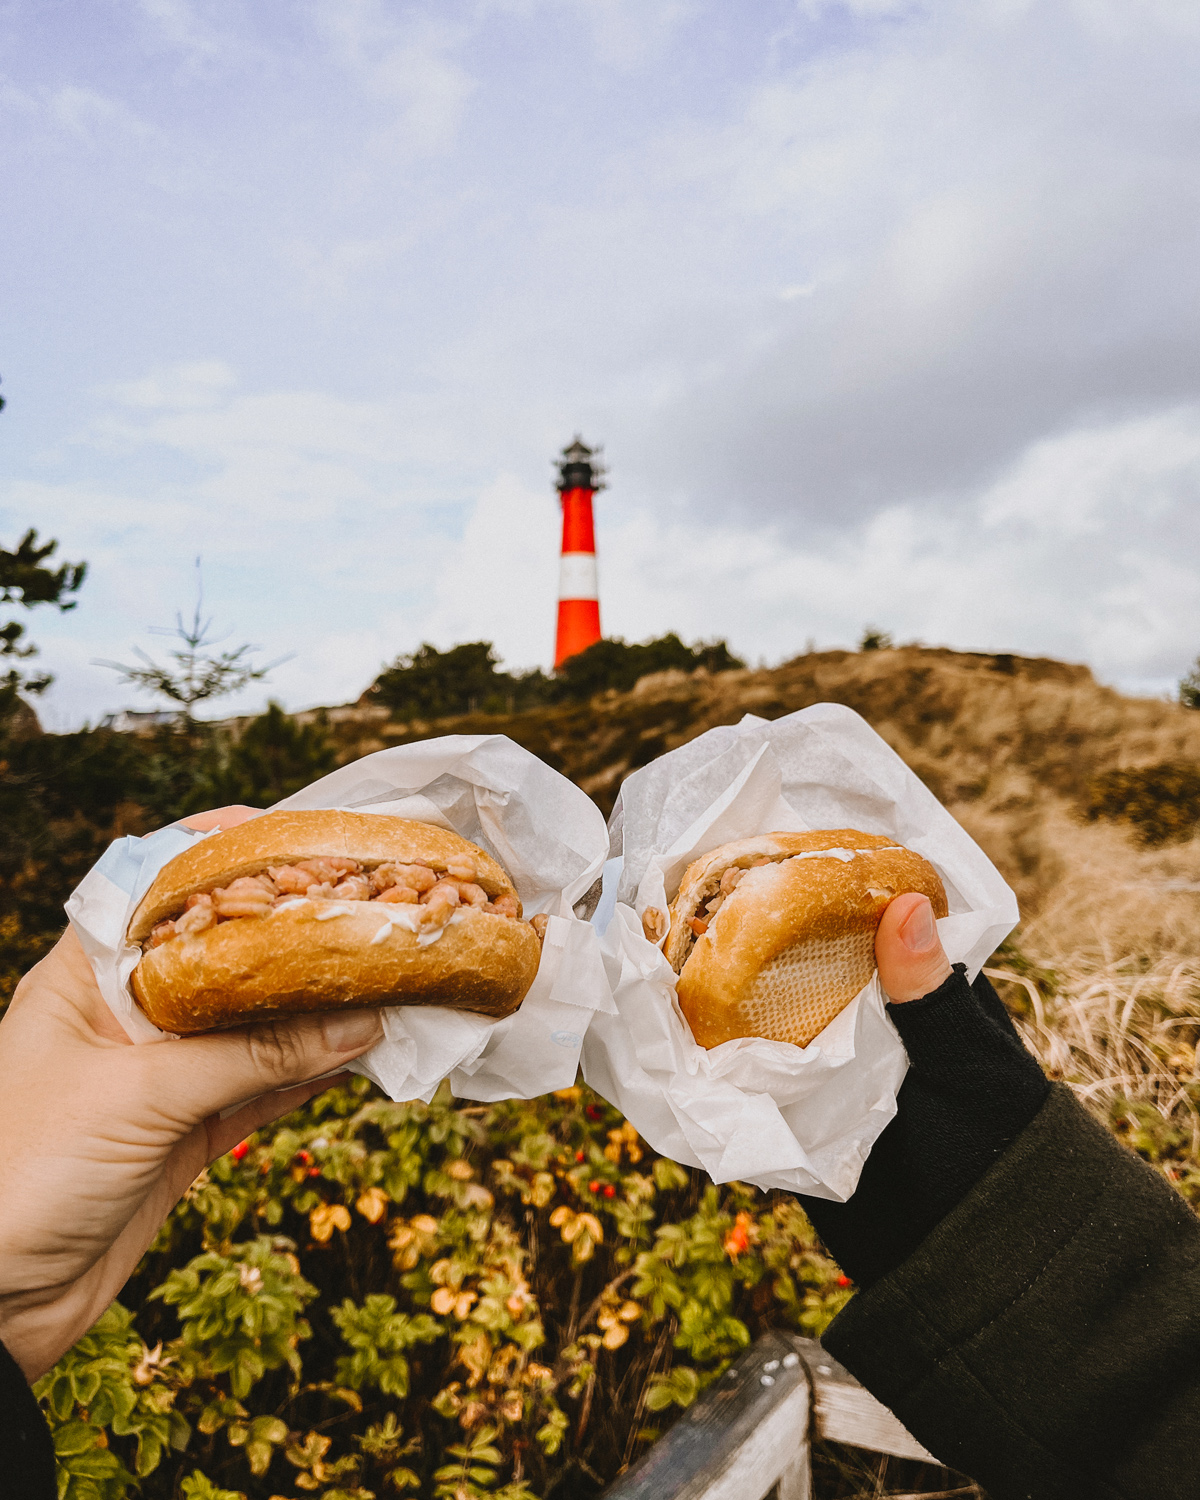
[369,906,467,947]
[265,894,476,949]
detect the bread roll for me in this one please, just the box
[662,830,947,1049]
[128,809,541,1033]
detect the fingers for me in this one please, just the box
[139,1008,384,1129]
[875,892,953,1003]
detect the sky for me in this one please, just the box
[4,0,1200,729]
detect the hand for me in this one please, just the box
[800,892,1048,1289]
[874,892,952,1002]
[0,807,385,1382]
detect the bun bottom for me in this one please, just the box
[678,930,875,1049]
[131,904,541,1034]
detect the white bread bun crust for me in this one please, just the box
[665,829,947,1050]
[127,810,539,1033]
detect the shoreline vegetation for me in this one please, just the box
[6,642,1200,1498]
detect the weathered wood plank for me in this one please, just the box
[603,1330,810,1500]
[602,1332,940,1500]
[774,1448,813,1500]
[793,1337,939,1465]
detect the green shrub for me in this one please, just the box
[368,643,551,719]
[36,1083,850,1498]
[1084,762,1200,845]
[367,635,745,720]
[551,634,743,701]
[221,703,337,806]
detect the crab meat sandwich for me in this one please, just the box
[661,829,947,1050]
[127,809,544,1033]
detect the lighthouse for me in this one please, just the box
[554,436,604,668]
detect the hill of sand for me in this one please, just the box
[305,645,1200,968]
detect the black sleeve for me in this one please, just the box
[0,1336,56,1499]
[800,964,1051,1288]
[820,1083,1200,1500]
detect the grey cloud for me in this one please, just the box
[590,8,1200,533]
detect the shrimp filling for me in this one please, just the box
[144,853,529,951]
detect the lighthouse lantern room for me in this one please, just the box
[554,436,604,668]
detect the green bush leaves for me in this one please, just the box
[36,1081,850,1497]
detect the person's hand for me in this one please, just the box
[0,807,385,1382]
[874,891,953,1002]
[800,890,1049,1290]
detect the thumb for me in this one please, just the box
[875,893,953,1003]
[140,1008,384,1127]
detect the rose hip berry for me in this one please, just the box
[603,1184,616,1198]
[231,1140,250,1163]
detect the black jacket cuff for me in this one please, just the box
[801,965,1049,1288]
[821,1084,1200,1500]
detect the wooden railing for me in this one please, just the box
[601,1331,941,1500]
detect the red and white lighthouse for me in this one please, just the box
[554,436,604,668]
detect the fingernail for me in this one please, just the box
[321,1009,383,1053]
[900,898,935,952]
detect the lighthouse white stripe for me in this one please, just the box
[558,552,598,600]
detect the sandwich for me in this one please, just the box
[657,829,947,1049]
[127,809,544,1033]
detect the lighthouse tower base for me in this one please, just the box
[555,597,601,666]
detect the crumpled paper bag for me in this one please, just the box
[66,735,615,1104]
[582,703,1019,1199]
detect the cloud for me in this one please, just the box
[48,84,158,145]
[423,473,562,668]
[979,408,1200,539]
[594,2,1200,540]
[572,0,698,70]
[132,0,226,60]
[311,1,476,157]
[8,0,1200,729]
[103,361,239,411]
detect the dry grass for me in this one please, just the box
[959,807,1200,960]
[807,1443,986,1500]
[987,948,1200,1203]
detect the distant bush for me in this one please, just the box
[1084,762,1200,845]
[222,702,337,806]
[37,1080,850,1499]
[368,642,553,719]
[552,634,743,701]
[858,627,894,652]
[367,636,744,719]
[1180,657,1200,710]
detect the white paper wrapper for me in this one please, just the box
[65,735,615,1104]
[582,703,1019,1200]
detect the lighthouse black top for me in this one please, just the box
[556,436,605,493]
